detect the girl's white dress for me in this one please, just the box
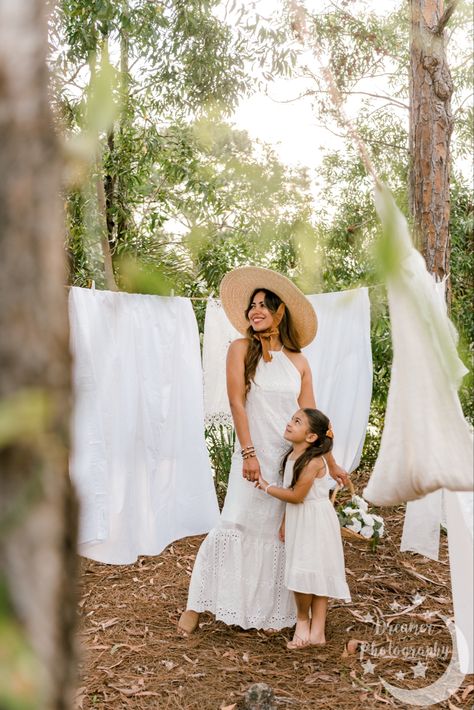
[283,458,351,600]
[186,350,299,630]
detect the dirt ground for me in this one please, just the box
[75,470,473,709]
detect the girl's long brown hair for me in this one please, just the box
[280,408,334,488]
[243,289,301,394]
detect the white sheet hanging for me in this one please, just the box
[400,490,446,561]
[305,289,372,473]
[202,298,240,427]
[202,288,372,473]
[364,186,473,506]
[402,490,474,673]
[445,490,474,674]
[69,287,219,565]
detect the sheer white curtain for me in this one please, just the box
[363,186,473,673]
[364,187,472,506]
[69,287,219,565]
[202,287,373,474]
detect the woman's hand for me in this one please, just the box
[328,462,349,487]
[242,455,261,483]
[278,519,285,542]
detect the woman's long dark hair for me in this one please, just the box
[280,408,334,488]
[243,288,301,394]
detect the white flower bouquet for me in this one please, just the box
[331,481,385,551]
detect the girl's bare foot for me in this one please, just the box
[309,623,326,646]
[286,618,310,650]
[177,610,199,636]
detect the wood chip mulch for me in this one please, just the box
[75,470,474,709]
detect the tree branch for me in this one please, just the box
[434,0,461,35]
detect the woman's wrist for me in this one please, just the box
[241,444,256,460]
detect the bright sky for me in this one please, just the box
[229,0,470,183]
[230,0,403,175]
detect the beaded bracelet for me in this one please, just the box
[241,445,255,455]
[241,445,255,459]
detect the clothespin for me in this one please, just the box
[170,288,175,297]
[91,280,96,293]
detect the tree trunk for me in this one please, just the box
[105,128,117,250]
[88,34,118,291]
[0,1,78,708]
[409,0,456,292]
[117,0,131,246]
[96,151,119,290]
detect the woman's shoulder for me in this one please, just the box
[228,337,249,353]
[283,349,310,374]
[226,337,249,361]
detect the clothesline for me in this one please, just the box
[65,283,385,299]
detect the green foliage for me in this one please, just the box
[450,175,474,420]
[205,422,235,507]
[51,0,473,479]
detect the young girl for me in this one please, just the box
[257,408,351,649]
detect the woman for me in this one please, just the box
[178,266,347,634]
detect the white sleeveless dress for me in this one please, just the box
[186,350,300,629]
[283,458,351,600]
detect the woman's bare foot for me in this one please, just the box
[177,610,199,636]
[286,618,310,650]
[261,628,279,636]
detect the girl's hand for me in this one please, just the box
[242,455,261,483]
[255,475,268,491]
[278,520,285,542]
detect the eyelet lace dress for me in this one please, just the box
[283,458,351,600]
[185,350,301,630]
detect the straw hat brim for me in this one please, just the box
[219,266,317,347]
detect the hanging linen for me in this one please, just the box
[202,298,241,427]
[364,186,473,506]
[202,288,372,473]
[305,289,372,473]
[69,287,220,565]
[400,490,446,561]
[445,490,474,674]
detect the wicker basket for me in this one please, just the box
[331,479,371,543]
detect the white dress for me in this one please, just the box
[284,458,351,601]
[186,349,301,629]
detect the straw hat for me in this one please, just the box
[219,266,317,347]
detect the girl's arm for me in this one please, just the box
[257,459,325,504]
[226,339,261,482]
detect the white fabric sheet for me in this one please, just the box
[445,490,474,674]
[202,288,372,473]
[305,289,373,473]
[202,298,240,427]
[364,186,473,506]
[69,287,219,564]
[400,491,446,561]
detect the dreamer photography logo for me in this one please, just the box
[357,597,466,706]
